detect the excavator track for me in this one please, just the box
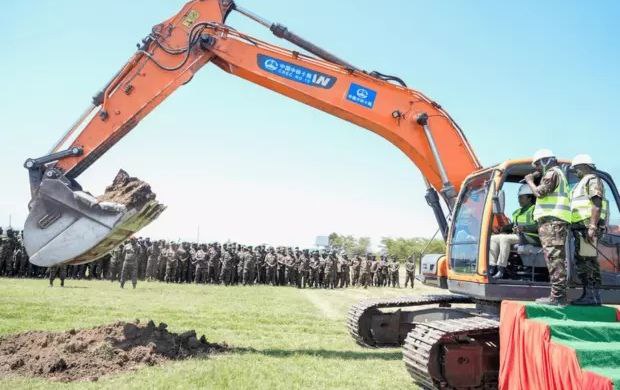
[346,294,474,347]
[403,316,500,389]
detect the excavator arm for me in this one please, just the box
[24,0,481,267]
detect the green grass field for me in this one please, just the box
[0,278,443,389]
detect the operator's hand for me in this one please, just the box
[587,225,598,243]
[524,171,540,184]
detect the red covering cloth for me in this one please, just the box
[499,301,613,390]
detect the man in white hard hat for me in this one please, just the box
[570,154,608,305]
[525,149,571,306]
[488,184,538,279]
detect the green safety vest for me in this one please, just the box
[570,174,609,224]
[512,204,538,238]
[533,166,572,223]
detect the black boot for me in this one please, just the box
[573,278,588,302]
[492,266,506,279]
[572,286,598,305]
[488,266,497,277]
[593,284,602,305]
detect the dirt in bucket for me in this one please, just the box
[97,169,158,210]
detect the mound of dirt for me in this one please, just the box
[97,169,157,210]
[0,320,227,382]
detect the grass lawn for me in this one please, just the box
[0,278,443,389]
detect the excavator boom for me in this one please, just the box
[24,0,480,267]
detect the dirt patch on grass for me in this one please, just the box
[0,320,227,382]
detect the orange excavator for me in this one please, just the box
[22,1,620,388]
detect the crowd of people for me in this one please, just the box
[0,231,417,290]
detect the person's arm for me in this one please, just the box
[525,170,557,198]
[587,177,605,242]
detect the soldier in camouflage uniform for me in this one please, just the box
[569,155,608,305]
[164,243,178,283]
[324,252,337,289]
[207,244,219,284]
[92,257,105,280]
[381,256,390,287]
[318,252,327,287]
[283,249,295,286]
[145,241,160,281]
[256,246,266,284]
[120,238,139,289]
[0,229,16,276]
[188,243,198,283]
[137,238,148,280]
[242,246,256,285]
[175,243,190,283]
[275,248,285,286]
[388,258,400,288]
[13,240,26,278]
[194,244,209,283]
[359,254,372,288]
[309,252,320,288]
[220,244,233,285]
[339,254,350,288]
[235,244,244,285]
[351,255,361,286]
[265,247,278,286]
[109,244,124,281]
[49,264,67,287]
[370,256,379,287]
[297,249,310,288]
[404,256,416,288]
[525,149,572,305]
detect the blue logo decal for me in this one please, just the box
[257,54,336,89]
[346,83,376,108]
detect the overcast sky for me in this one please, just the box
[1,1,618,247]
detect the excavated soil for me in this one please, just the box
[97,169,157,210]
[0,320,228,382]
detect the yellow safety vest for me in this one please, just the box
[512,205,538,239]
[570,174,609,224]
[533,166,572,223]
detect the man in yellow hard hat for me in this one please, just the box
[525,149,571,306]
[569,154,608,305]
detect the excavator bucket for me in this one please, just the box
[24,170,165,267]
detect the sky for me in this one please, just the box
[0,1,618,248]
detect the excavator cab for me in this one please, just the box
[446,159,620,304]
[349,159,620,389]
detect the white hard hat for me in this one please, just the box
[531,149,555,166]
[570,154,595,168]
[518,184,534,196]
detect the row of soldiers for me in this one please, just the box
[0,231,417,289]
[110,237,417,289]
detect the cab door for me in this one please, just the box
[594,171,620,287]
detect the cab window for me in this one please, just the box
[449,172,492,273]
